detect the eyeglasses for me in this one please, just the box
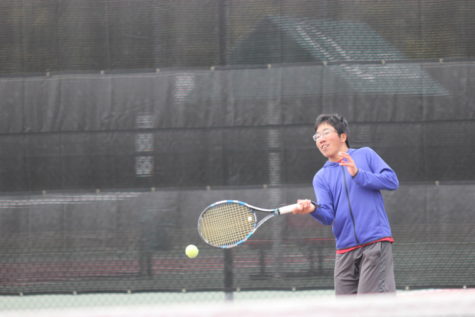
[312,129,337,142]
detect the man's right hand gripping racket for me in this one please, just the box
[197,200,298,248]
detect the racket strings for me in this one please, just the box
[198,203,256,247]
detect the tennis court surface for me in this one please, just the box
[2,289,475,317]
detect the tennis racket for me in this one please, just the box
[197,200,298,249]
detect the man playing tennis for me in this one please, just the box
[293,114,399,295]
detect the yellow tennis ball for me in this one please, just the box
[185,244,199,258]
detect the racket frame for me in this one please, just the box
[197,200,296,249]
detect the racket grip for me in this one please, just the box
[277,204,299,215]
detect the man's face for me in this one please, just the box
[314,122,347,161]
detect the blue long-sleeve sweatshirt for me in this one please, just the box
[311,147,399,251]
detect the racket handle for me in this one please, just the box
[277,203,299,215]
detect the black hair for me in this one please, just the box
[314,113,350,147]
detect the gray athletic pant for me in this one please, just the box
[334,241,396,295]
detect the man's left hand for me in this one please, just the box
[338,152,358,177]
